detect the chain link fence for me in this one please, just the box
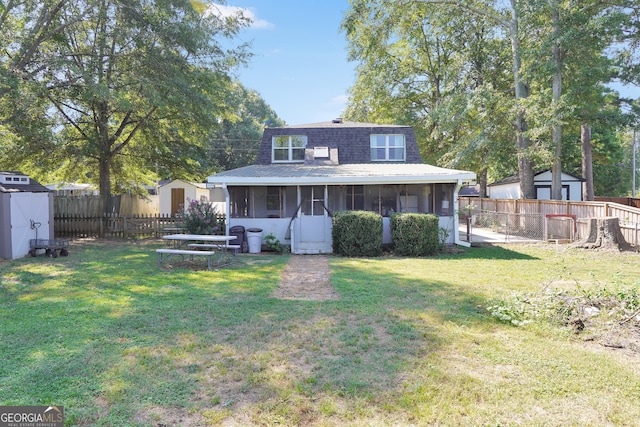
[461,210,545,243]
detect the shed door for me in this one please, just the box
[171,188,185,215]
[10,193,50,259]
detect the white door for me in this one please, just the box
[10,193,50,259]
[300,186,328,243]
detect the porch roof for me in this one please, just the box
[207,163,475,187]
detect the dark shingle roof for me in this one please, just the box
[0,171,51,193]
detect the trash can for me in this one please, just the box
[229,225,245,254]
[246,228,263,253]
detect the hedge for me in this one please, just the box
[390,212,441,256]
[332,210,383,257]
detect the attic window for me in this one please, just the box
[314,147,329,158]
[272,135,307,163]
[370,134,406,161]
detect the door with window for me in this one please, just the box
[299,186,328,243]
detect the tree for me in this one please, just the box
[205,83,285,173]
[1,0,250,213]
[343,0,538,197]
[342,0,518,196]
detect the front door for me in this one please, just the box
[299,186,328,243]
[171,188,185,215]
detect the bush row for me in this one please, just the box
[332,211,442,257]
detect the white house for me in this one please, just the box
[207,120,476,254]
[488,170,584,201]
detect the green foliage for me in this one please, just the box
[178,198,224,235]
[332,210,382,257]
[0,0,252,202]
[263,233,284,253]
[488,282,640,329]
[390,213,441,256]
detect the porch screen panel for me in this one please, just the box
[434,183,454,216]
[347,185,364,210]
[301,186,325,216]
[229,187,250,218]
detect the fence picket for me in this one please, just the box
[53,213,226,239]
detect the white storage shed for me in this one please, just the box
[488,170,584,201]
[0,171,54,260]
[158,179,211,216]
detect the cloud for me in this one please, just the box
[208,5,274,30]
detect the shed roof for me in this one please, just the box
[489,170,585,187]
[0,171,50,193]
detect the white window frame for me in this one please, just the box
[370,134,406,161]
[272,135,307,163]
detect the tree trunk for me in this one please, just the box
[550,2,563,200]
[478,168,488,198]
[510,0,535,199]
[581,124,594,201]
[573,217,629,251]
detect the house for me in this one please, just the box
[488,170,584,201]
[207,119,476,254]
[158,179,214,216]
[0,171,54,260]
[45,182,98,196]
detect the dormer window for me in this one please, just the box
[272,135,307,163]
[370,134,406,161]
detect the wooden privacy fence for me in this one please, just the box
[54,214,226,239]
[459,197,640,247]
[54,195,159,216]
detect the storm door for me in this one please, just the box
[299,185,328,243]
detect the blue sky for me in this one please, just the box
[222,1,356,125]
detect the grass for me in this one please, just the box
[1,240,640,426]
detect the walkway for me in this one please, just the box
[273,255,339,301]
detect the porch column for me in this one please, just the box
[453,180,471,247]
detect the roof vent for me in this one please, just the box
[332,117,343,124]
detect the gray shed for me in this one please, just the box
[0,171,54,260]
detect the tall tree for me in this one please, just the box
[342,0,516,196]
[1,0,250,212]
[205,83,285,173]
[343,0,538,197]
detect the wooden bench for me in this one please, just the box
[156,248,217,270]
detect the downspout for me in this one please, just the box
[454,180,471,248]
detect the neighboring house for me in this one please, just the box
[158,179,211,216]
[488,170,584,201]
[207,119,476,254]
[0,171,54,260]
[46,182,98,196]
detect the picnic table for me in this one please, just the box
[158,234,239,269]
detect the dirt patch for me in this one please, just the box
[273,255,339,301]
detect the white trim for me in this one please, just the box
[208,173,475,187]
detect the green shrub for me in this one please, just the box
[390,213,441,256]
[179,198,225,235]
[332,210,383,257]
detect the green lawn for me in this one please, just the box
[1,240,639,426]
